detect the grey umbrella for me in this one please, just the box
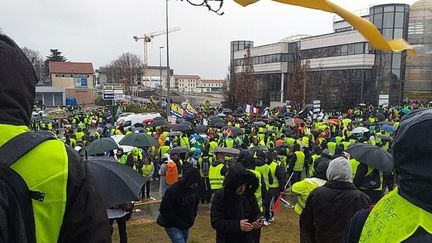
[253,121,266,127]
[85,138,119,156]
[169,147,190,155]
[87,157,146,208]
[213,122,227,129]
[346,143,393,172]
[119,133,158,147]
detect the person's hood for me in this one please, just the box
[0,35,37,126]
[237,150,255,170]
[180,167,201,188]
[314,159,329,180]
[393,108,432,213]
[255,157,266,166]
[326,157,352,183]
[223,165,258,196]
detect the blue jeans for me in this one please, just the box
[165,227,189,243]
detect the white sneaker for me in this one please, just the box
[269,217,275,222]
[150,197,156,200]
[263,220,271,226]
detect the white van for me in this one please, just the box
[116,113,162,130]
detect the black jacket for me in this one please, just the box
[157,168,200,230]
[300,180,370,243]
[210,165,261,243]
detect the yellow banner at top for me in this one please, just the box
[234,0,416,56]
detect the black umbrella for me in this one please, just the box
[85,138,119,156]
[87,157,146,208]
[225,127,244,136]
[213,147,240,156]
[150,119,170,127]
[375,113,385,121]
[346,143,393,172]
[210,117,224,124]
[119,133,158,147]
[180,121,193,126]
[195,124,208,134]
[169,147,189,154]
[172,123,192,132]
[213,122,227,129]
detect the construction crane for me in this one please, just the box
[133,27,180,84]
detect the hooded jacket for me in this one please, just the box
[157,168,201,230]
[210,165,261,243]
[0,34,110,242]
[300,157,370,243]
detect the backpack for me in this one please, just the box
[165,161,179,185]
[0,131,56,243]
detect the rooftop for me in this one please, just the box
[173,75,201,80]
[49,61,94,74]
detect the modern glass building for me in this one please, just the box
[369,4,410,105]
[231,2,431,109]
[405,0,432,100]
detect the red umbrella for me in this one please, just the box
[328,118,339,125]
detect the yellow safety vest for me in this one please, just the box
[209,164,224,190]
[209,141,218,154]
[180,137,190,148]
[293,151,305,172]
[255,164,270,190]
[248,169,264,213]
[292,178,326,215]
[360,188,432,243]
[0,125,68,243]
[342,141,351,150]
[269,161,279,188]
[75,131,85,142]
[349,159,360,179]
[335,136,343,144]
[308,154,320,177]
[142,163,154,177]
[225,139,234,148]
[327,142,337,155]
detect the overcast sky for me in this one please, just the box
[1,0,417,79]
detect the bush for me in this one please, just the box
[124,103,167,118]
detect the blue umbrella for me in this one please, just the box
[381,124,395,133]
[401,107,412,114]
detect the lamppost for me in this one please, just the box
[166,0,171,115]
[159,46,164,90]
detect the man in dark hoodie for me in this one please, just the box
[157,167,201,243]
[343,109,432,243]
[211,164,263,243]
[300,157,370,243]
[0,34,110,242]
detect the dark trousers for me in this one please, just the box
[264,188,279,220]
[199,177,212,203]
[109,215,128,243]
[141,181,151,198]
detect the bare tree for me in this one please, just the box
[233,47,257,107]
[21,47,45,81]
[288,60,312,110]
[103,53,143,95]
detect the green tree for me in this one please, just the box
[44,49,67,78]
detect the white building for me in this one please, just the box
[172,75,201,93]
[196,79,224,93]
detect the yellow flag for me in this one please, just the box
[234,0,416,56]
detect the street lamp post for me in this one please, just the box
[166,0,171,116]
[159,46,164,90]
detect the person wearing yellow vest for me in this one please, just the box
[158,141,171,159]
[353,163,383,204]
[75,128,85,143]
[343,109,432,243]
[327,140,337,155]
[237,151,267,213]
[224,136,234,148]
[141,156,154,199]
[0,34,110,243]
[208,138,218,155]
[264,151,286,226]
[288,144,305,184]
[208,155,225,192]
[198,150,213,204]
[180,134,190,148]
